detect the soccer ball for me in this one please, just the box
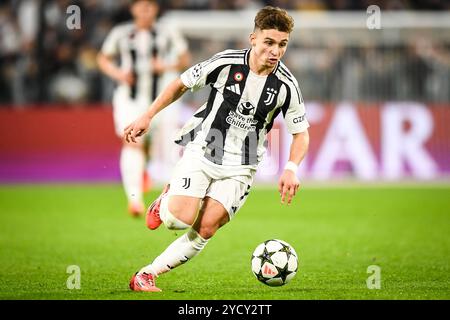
[251,239,298,287]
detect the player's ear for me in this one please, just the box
[249,32,256,47]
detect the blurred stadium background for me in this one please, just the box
[1,0,449,184]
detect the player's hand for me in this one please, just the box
[152,57,167,75]
[117,71,134,86]
[123,115,151,143]
[278,170,300,205]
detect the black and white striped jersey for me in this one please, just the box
[101,21,188,104]
[176,49,309,167]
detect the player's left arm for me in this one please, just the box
[279,76,310,205]
[279,130,309,205]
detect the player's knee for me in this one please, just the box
[163,210,191,230]
[165,216,191,230]
[195,207,230,239]
[165,198,198,230]
[196,224,219,240]
[159,196,192,230]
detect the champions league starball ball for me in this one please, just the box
[251,239,299,287]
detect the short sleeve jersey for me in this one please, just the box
[176,49,309,167]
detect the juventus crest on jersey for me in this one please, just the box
[176,49,309,167]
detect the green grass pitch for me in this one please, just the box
[0,184,449,300]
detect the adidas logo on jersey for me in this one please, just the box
[226,84,241,95]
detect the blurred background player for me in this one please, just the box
[97,0,190,217]
[125,6,309,292]
[1,0,449,301]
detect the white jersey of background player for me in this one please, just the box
[124,6,310,292]
[97,0,190,216]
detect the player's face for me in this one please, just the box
[131,1,159,28]
[250,28,289,69]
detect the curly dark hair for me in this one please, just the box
[254,6,294,33]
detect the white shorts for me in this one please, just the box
[168,147,255,219]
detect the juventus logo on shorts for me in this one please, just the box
[182,178,191,189]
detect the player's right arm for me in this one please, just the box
[124,78,188,143]
[278,69,310,205]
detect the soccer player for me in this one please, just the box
[97,0,190,217]
[124,6,310,291]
